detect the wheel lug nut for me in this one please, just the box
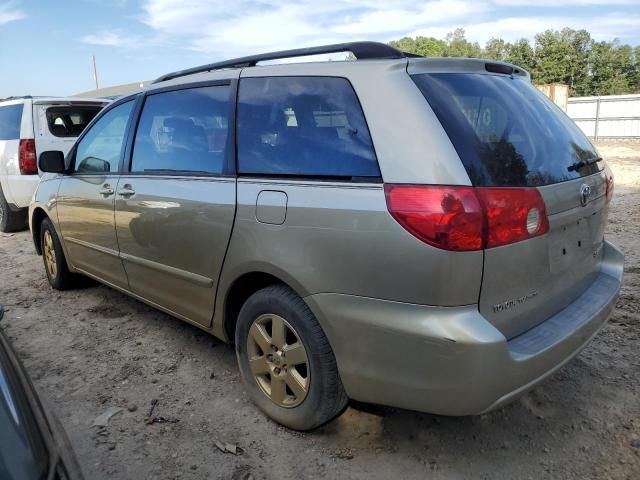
[274,367,281,374]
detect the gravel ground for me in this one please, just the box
[0,142,639,480]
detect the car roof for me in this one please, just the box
[146,57,530,98]
[152,41,407,84]
[0,96,109,106]
[147,42,530,93]
[31,97,109,105]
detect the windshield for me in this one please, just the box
[412,73,602,186]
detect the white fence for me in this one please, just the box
[567,94,640,140]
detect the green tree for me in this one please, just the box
[483,38,509,61]
[586,40,633,95]
[561,28,592,92]
[387,28,640,96]
[389,36,445,57]
[505,39,535,73]
[443,28,482,58]
[532,28,591,92]
[630,46,640,92]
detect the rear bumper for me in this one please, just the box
[305,240,624,415]
[4,174,39,208]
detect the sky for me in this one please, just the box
[1,0,639,97]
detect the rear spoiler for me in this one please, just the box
[407,57,530,81]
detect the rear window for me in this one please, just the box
[0,104,23,140]
[412,73,602,186]
[237,77,379,179]
[45,105,103,137]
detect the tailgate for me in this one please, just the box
[409,67,613,338]
[480,171,609,338]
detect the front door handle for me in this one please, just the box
[117,184,135,197]
[99,184,114,196]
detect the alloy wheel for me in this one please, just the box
[43,230,57,278]
[247,313,309,407]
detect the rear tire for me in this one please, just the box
[235,284,348,431]
[40,218,75,290]
[0,185,27,233]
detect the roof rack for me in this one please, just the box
[152,41,408,84]
[0,95,33,102]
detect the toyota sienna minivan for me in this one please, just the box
[30,42,623,430]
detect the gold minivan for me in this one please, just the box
[30,42,623,430]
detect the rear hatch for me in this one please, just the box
[32,100,105,159]
[410,63,611,339]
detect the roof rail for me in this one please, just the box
[0,95,33,102]
[152,41,407,84]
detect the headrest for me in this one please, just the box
[163,117,196,130]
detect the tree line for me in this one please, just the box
[389,28,640,97]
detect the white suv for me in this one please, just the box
[0,96,107,232]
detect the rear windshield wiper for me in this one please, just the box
[567,157,602,172]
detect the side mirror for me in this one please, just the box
[38,151,65,173]
[77,157,110,173]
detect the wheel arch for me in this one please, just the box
[31,207,49,255]
[221,269,308,344]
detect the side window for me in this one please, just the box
[74,101,134,173]
[0,104,24,140]
[131,86,230,174]
[237,77,379,178]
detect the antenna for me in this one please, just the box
[92,55,100,90]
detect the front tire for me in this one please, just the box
[235,284,348,431]
[40,218,75,290]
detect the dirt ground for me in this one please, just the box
[1,142,639,480]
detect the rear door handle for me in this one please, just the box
[99,184,114,196]
[117,185,135,197]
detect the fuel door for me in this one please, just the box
[256,190,287,225]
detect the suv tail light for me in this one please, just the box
[384,185,549,251]
[19,139,38,175]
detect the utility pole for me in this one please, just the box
[92,55,99,90]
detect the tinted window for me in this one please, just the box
[412,73,602,187]
[131,86,230,174]
[238,77,379,178]
[46,105,103,137]
[0,104,23,141]
[75,101,134,173]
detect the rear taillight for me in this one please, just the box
[18,139,37,175]
[605,174,614,203]
[476,188,549,248]
[384,184,549,251]
[384,185,484,251]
